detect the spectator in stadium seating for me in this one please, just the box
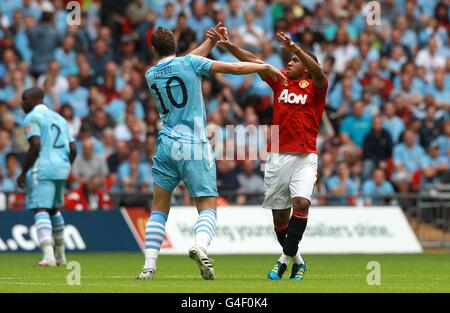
[76,123,106,155]
[21,0,42,22]
[4,152,21,184]
[362,168,395,206]
[188,0,214,42]
[435,120,450,163]
[325,161,358,205]
[126,119,145,151]
[101,127,116,159]
[72,138,109,185]
[327,71,362,118]
[392,129,428,193]
[331,26,358,74]
[419,104,442,149]
[253,0,274,38]
[426,68,450,111]
[155,2,177,30]
[37,60,69,101]
[173,13,197,55]
[126,0,155,29]
[117,149,153,192]
[60,104,81,139]
[415,36,446,83]
[202,79,219,115]
[1,111,27,152]
[340,100,372,150]
[0,166,15,192]
[107,140,129,175]
[362,115,393,181]
[217,159,244,204]
[238,12,265,52]
[54,35,78,77]
[422,141,449,185]
[394,15,418,54]
[65,175,112,211]
[0,69,30,125]
[98,73,121,105]
[106,84,144,125]
[78,61,97,88]
[226,0,244,30]
[27,11,60,77]
[83,109,116,140]
[236,159,264,205]
[360,60,393,99]
[0,130,13,168]
[59,75,89,119]
[88,38,112,79]
[382,101,405,143]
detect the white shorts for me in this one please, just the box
[262,152,318,210]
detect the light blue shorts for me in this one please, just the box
[25,172,66,210]
[152,136,218,198]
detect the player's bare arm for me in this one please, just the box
[208,27,271,82]
[17,136,40,188]
[210,61,287,86]
[69,142,77,165]
[189,22,224,57]
[276,32,326,88]
[216,32,264,64]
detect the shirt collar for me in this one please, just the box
[157,55,175,65]
[35,104,48,110]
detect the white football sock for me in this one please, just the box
[144,210,168,271]
[194,209,217,254]
[292,251,305,265]
[278,253,289,264]
[34,212,55,261]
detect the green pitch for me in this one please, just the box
[0,253,449,293]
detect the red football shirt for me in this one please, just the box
[264,70,328,154]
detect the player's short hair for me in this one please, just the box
[151,27,176,57]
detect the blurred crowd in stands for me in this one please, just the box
[0,0,449,209]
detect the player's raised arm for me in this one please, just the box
[213,27,265,64]
[190,22,224,57]
[210,61,287,86]
[276,32,326,88]
[209,27,272,82]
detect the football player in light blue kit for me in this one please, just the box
[137,25,286,280]
[17,87,77,267]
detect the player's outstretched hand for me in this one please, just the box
[276,32,298,53]
[264,65,288,86]
[206,28,221,44]
[206,22,229,46]
[213,22,230,48]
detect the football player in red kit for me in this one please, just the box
[217,31,327,280]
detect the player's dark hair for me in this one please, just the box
[151,27,176,58]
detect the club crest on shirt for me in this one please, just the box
[299,80,309,88]
[25,125,33,133]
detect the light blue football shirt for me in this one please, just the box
[145,54,213,143]
[24,104,74,180]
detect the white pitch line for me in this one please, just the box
[1,282,68,286]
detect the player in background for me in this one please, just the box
[137,25,286,280]
[216,29,327,280]
[17,87,77,266]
